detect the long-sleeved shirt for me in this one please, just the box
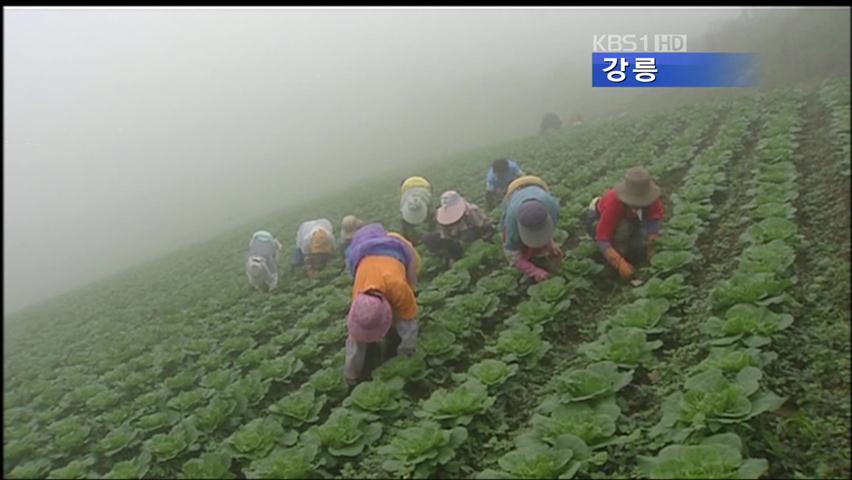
[593,188,663,252]
[486,160,525,192]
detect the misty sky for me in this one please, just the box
[4,7,750,314]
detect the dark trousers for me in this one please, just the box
[582,210,648,265]
[485,190,504,211]
[362,328,402,381]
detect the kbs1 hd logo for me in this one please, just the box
[592,34,758,88]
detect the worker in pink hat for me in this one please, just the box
[344,223,419,386]
[423,190,494,266]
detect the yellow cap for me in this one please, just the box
[401,176,431,195]
[506,175,549,198]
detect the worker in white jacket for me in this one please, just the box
[245,230,283,292]
[292,218,336,278]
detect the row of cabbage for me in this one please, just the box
[469,101,729,479]
[817,77,851,177]
[639,87,804,479]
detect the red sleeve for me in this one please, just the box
[647,198,664,220]
[595,190,622,242]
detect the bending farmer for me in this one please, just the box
[343,223,420,386]
[485,158,525,211]
[584,166,664,281]
[501,176,563,282]
[292,218,336,278]
[245,230,282,292]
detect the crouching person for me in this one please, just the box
[584,166,664,281]
[245,230,282,292]
[343,224,419,387]
[292,218,336,278]
[501,176,564,282]
[423,190,494,267]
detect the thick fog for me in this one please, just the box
[5,7,754,314]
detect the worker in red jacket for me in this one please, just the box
[584,166,664,281]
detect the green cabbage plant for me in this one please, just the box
[477,434,592,479]
[419,325,464,365]
[180,451,235,479]
[738,239,795,276]
[527,277,572,308]
[342,377,407,420]
[637,432,768,479]
[650,367,786,441]
[632,274,687,300]
[527,397,631,449]
[226,416,296,460]
[739,217,798,245]
[578,327,662,368]
[258,354,304,383]
[538,361,633,412]
[102,451,152,479]
[47,456,95,480]
[491,324,552,365]
[143,420,200,462]
[95,423,140,456]
[377,420,468,479]
[307,407,383,459]
[604,298,670,333]
[462,359,518,387]
[191,394,240,435]
[650,250,695,275]
[512,300,557,327]
[372,352,428,382]
[309,366,349,399]
[710,272,794,310]
[268,385,327,427]
[687,347,777,377]
[703,303,794,347]
[416,379,496,426]
[244,441,322,479]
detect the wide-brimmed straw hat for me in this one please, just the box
[516,199,554,249]
[347,291,392,343]
[436,190,469,225]
[341,215,365,241]
[400,188,430,225]
[615,166,661,207]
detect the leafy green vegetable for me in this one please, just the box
[378,420,468,478]
[258,354,304,383]
[650,367,786,440]
[477,434,591,479]
[527,276,571,305]
[539,361,633,409]
[416,379,496,426]
[419,325,464,365]
[605,298,670,333]
[710,272,793,310]
[512,300,557,326]
[343,377,407,419]
[738,239,796,276]
[529,397,628,449]
[96,423,140,456]
[739,217,798,245]
[477,271,520,295]
[638,432,769,479]
[703,303,794,347]
[309,367,349,399]
[48,456,95,479]
[268,385,327,427]
[180,451,235,479]
[244,441,321,479]
[491,324,551,365]
[650,250,695,275]
[143,420,199,462]
[464,359,518,387]
[102,451,152,479]
[632,274,687,300]
[372,352,429,382]
[191,394,239,434]
[578,327,662,368]
[227,417,296,460]
[309,407,383,457]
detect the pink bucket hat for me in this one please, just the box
[436,190,469,225]
[347,291,393,343]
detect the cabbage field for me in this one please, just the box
[4,78,850,479]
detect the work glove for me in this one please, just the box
[646,233,660,260]
[604,247,635,281]
[514,258,550,283]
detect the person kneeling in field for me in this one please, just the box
[422,190,494,267]
[344,223,420,386]
[501,176,564,282]
[583,166,664,282]
[245,230,283,292]
[292,218,336,279]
